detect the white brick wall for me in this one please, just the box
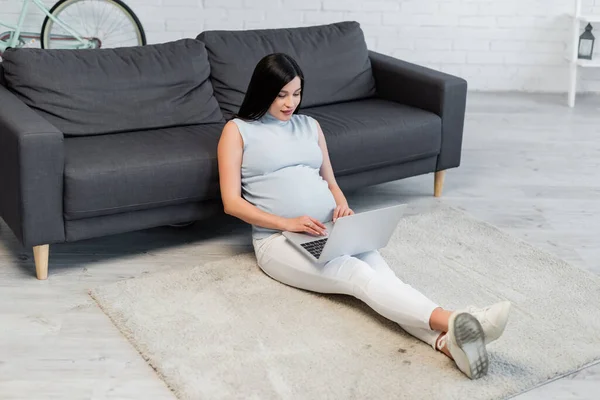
[2,0,600,93]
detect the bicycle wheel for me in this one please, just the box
[41,0,146,50]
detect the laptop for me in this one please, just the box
[282,204,407,264]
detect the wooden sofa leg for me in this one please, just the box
[434,170,446,197]
[33,245,49,280]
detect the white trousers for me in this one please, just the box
[253,233,442,349]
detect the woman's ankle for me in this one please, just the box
[429,308,453,332]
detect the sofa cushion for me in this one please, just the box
[197,21,376,119]
[63,124,224,220]
[302,98,442,176]
[2,39,223,136]
[0,63,5,87]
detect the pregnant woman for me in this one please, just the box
[217,53,511,379]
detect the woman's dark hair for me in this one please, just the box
[235,53,304,121]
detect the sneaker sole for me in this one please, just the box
[451,313,489,379]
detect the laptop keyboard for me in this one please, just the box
[301,238,328,259]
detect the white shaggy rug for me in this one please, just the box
[90,205,600,400]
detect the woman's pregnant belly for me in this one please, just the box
[242,165,337,222]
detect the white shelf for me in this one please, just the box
[575,59,600,67]
[567,0,600,106]
[563,55,600,67]
[572,14,600,23]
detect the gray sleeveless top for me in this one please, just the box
[232,112,336,239]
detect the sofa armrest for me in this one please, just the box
[368,51,467,171]
[0,84,65,247]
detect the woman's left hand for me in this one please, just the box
[333,204,354,222]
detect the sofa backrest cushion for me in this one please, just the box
[197,21,376,120]
[1,39,223,135]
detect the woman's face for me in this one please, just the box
[269,76,302,121]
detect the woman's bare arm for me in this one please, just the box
[316,121,354,220]
[217,121,289,231]
[316,121,347,205]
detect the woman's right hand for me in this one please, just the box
[284,216,328,236]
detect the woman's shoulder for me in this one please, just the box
[222,119,241,132]
[293,114,320,132]
[293,113,318,126]
[227,117,259,134]
[229,117,252,126]
[293,113,311,121]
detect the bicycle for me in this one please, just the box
[0,0,146,55]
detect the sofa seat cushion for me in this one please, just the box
[64,124,224,220]
[2,39,224,136]
[197,21,376,119]
[302,98,442,176]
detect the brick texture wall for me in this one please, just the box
[2,0,600,92]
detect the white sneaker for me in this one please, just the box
[463,301,511,345]
[446,312,489,379]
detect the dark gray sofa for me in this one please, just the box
[0,21,467,280]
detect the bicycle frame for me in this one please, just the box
[0,0,93,53]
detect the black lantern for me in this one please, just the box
[578,23,595,60]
